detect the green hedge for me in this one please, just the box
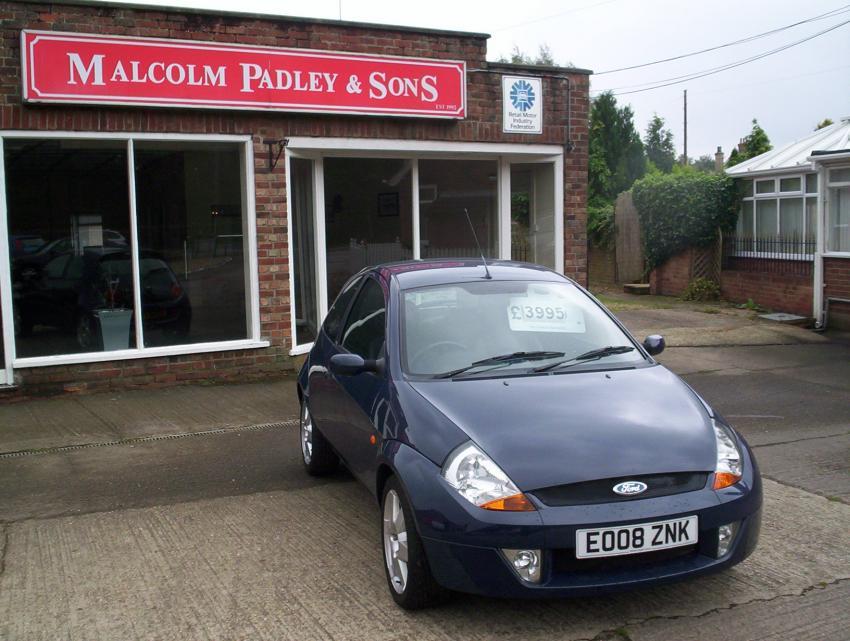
[587,201,615,249]
[632,172,738,269]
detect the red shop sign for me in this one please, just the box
[21,30,466,118]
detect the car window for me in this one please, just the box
[402,280,643,376]
[44,254,71,279]
[324,275,362,342]
[65,257,85,281]
[340,278,386,360]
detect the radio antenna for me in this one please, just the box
[463,208,492,280]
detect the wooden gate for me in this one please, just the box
[614,191,644,283]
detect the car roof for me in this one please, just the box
[372,259,571,290]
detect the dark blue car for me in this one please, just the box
[297,260,761,609]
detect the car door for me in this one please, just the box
[26,253,72,327]
[324,276,389,485]
[307,275,363,449]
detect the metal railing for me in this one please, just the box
[722,234,815,276]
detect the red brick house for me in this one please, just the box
[0,0,591,396]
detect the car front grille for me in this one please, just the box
[531,472,710,507]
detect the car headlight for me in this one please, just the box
[712,420,743,490]
[441,442,536,512]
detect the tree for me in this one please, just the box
[726,119,772,167]
[644,114,676,173]
[498,44,555,65]
[691,155,716,173]
[815,118,834,130]
[589,91,646,204]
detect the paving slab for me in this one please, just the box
[754,433,850,503]
[0,422,322,523]
[0,378,299,453]
[681,369,850,443]
[611,299,825,349]
[627,579,850,641]
[1,479,848,641]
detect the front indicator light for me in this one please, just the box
[501,548,542,583]
[481,492,536,512]
[717,522,739,557]
[712,472,742,490]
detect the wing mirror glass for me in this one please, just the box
[329,353,382,376]
[643,334,666,356]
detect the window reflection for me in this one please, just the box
[323,157,413,302]
[5,139,134,357]
[419,160,498,260]
[134,142,247,346]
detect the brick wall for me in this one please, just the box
[649,249,692,296]
[0,1,590,397]
[650,247,817,317]
[720,271,813,316]
[824,257,850,329]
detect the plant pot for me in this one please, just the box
[95,308,133,351]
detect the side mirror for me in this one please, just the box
[643,334,666,356]
[329,353,382,376]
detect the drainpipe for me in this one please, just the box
[813,165,825,327]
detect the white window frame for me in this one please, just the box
[824,164,850,257]
[0,130,268,371]
[736,173,815,260]
[285,137,565,355]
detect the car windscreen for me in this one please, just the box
[401,280,644,377]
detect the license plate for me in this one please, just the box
[576,515,698,559]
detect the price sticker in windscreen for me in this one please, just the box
[507,295,586,333]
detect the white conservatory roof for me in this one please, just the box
[726,116,850,176]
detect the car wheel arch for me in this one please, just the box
[375,463,394,504]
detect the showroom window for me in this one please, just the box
[1,134,261,365]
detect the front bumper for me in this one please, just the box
[390,441,762,598]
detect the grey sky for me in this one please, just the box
[95,0,849,160]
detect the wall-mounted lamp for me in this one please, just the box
[263,138,289,172]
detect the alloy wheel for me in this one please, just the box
[300,404,313,464]
[383,489,409,594]
[77,316,95,350]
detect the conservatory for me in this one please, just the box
[726,117,850,329]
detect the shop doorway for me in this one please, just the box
[323,157,414,302]
[510,163,556,267]
[286,140,564,354]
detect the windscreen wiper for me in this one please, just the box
[434,351,564,379]
[532,345,635,373]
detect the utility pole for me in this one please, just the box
[683,89,688,166]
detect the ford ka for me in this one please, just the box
[297,260,762,609]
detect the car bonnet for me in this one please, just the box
[407,364,717,491]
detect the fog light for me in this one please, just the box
[717,522,739,557]
[501,548,542,584]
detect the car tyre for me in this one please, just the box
[381,477,446,610]
[76,313,102,351]
[300,398,338,476]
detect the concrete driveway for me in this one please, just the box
[1,301,848,641]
